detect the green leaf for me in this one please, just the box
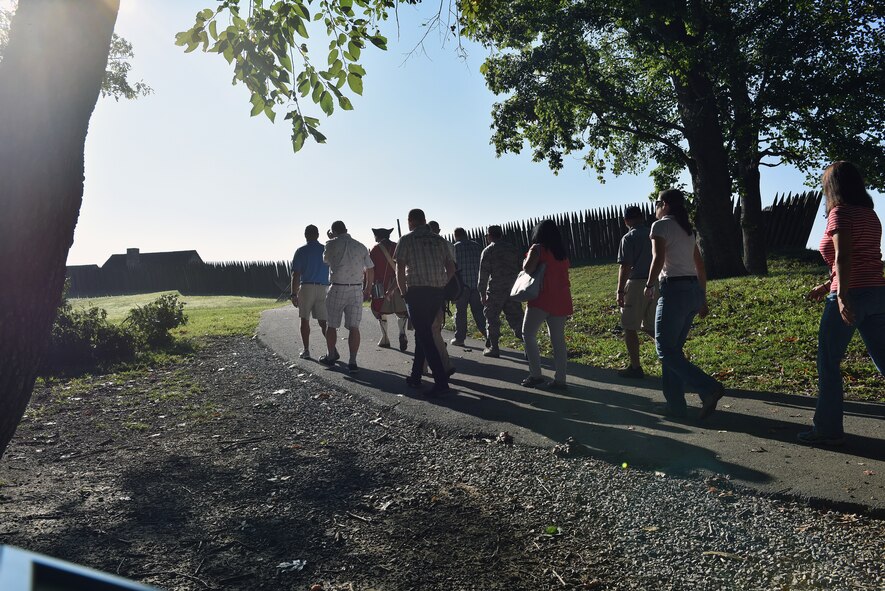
[233,15,247,30]
[292,2,310,20]
[292,128,306,152]
[250,93,265,117]
[545,525,560,535]
[328,48,339,66]
[347,63,366,76]
[198,8,214,21]
[338,95,353,110]
[347,73,363,95]
[330,59,343,75]
[479,62,488,75]
[264,105,276,123]
[209,20,218,40]
[347,40,361,59]
[294,17,309,38]
[307,126,327,143]
[298,78,311,97]
[311,81,323,103]
[369,35,387,50]
[320,91,334,115]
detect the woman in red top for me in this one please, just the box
[802,162,885,446]
[520,219,574,389]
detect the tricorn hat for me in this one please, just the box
[372,227,394,240]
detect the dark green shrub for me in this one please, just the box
[42,302,137,373]
[125,294,188,347]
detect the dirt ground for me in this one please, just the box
[1,336,882,591]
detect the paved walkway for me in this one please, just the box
[258,307,885,515]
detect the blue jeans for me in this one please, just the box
[815,287,885,436]
[454,287,485,341]
[404,287,448,387]
[654,280,720,413]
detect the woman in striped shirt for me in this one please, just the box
[802,161,885,446]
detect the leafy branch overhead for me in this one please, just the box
[177,0,391,153]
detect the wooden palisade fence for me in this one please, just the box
[66,192,821,297]
[451,191,822,262]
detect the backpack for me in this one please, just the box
[444,269,465,302]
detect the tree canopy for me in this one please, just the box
[459,0,885,274]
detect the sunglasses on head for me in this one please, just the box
[655,200,664,208]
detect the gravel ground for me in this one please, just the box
[0,336,882,590]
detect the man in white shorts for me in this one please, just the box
[616,205,657,378]
[290,225,330,359]
[320,220,374,373]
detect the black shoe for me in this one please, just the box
[347,362,359,374]
[617,366,645,379]
[483,347,500,358]
[406,375,423,388]
[797,429,845,446]
[546,381,568,391]
[318,351,340,366]
[447,366,456,377]
[521,376,545,388]
[399,334,408,352]
[426,384,453,397]
[698,384,725,420]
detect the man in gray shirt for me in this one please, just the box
[478,225,523,357]
[615,206,656,378]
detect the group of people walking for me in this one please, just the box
[291,162,884,446]
[290,209,574,396]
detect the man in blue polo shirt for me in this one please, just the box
[290,224,330,359]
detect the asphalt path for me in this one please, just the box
[258,305,885,515]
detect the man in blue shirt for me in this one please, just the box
[290,224,330,359]
[450,227,486,346]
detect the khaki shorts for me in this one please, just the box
[298,283,328,321]
[325,284,363,329]
[620,279,657,332]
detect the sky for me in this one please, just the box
[32,1,870,265]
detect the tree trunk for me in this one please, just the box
[0,0,119,460]
[671,72,747,279]
[736,161,768,275]
[728,70,768,276]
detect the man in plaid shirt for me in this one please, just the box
[395,209,456,396]
[450,227,486,347]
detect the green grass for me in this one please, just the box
[70,291,286,337]
[449,255,884,403]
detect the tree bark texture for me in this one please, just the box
[736,161,768,276]
[728,70,768,276]
[0,0,119,460]
[671,71,747,279]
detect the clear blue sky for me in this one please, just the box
[57,1,865,265]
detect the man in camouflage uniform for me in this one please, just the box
[477,225,523,357]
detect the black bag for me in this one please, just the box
[444,270,465,302]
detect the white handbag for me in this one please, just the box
[509,263,546,302]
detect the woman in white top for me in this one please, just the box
[644,189,725,419]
